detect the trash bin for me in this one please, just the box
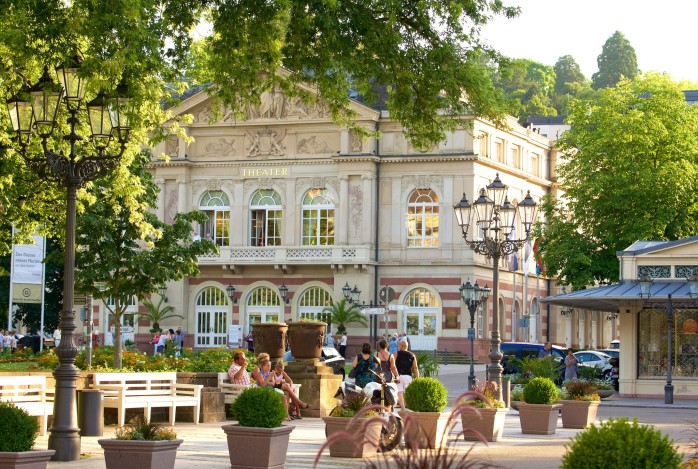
[78,389,104,436]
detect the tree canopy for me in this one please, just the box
[591,31,639,90]
[493,58,557,125]
[538,73,698,289]
[0,0,523,263]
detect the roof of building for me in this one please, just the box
[527,116,567,125]
[540,280,696,312]
[683,90,698,102]
[618,236,698,256]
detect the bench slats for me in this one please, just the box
[91,372,202,427]
[0,376,52,435]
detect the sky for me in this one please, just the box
[481,0,697,83]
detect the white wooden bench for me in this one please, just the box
[91,372,202,427]
[0,375,53,435]
[217,373,301,405]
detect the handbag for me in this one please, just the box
[348,354,359,379]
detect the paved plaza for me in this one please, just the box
[40,365,698,469]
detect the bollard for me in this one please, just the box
[443,348,448,365]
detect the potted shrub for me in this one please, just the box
[458,381,508,442]
[0,402,54,469]
[98,416,182,469]
[287,320,326,359]
[560,379,601,429]
[401,377,448,449]
[562,418,682,468]
[518,377,561,435]
[322,391,382,458]
[252,322,288,361]
[578,365,614,398]
[510,384,524,411]
[222,387,294,468]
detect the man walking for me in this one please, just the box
[339,332,347,357]
[538,342,552,358]
[394,340,419,410]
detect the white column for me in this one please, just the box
[338,176,349,244]
[361,175,374,244]
[578,311,586,348]
[565,316,573,348]
[155,178,166,221]
[177,177,188,214]
[591,314,598,349]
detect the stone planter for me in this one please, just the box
[252,323,288,361]
[399,410,441,449]
[322,416,382,458]
[98,438,183,469]
[222,424,294,468]
[0,449,55,469]
[561,399,600,429]
[287,322,326,359]
[517,403,561,435]
[460,407,508,442]
[597,389,614,399]
[510,400,521,411]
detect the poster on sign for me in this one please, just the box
[12,235,44,284]
[228,325,242,347]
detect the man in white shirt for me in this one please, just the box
[339,333,347,358]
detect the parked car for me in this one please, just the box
[500,342,566,378]
[574,350,613,380]
[283,346,346,378]
[16,332,54,353]
[597,348,619,359]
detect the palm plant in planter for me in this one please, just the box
[401,377,448,449]
[322,299,367,335]
[458,381,508,442]
[98,416,182,469]
[560,379,601,429]
[518,377,561,435]
[223,387,293,468]
[0,402,54,469]
[321,391,382,458]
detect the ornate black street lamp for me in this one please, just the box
[6,57,132,461]
[453,174,537,401]
[459,279,490,391]
[638,272,698,404]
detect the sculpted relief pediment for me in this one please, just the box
[192,87,330,125]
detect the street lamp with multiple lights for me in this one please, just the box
[453,174,537,401]
[459,279,490,391]
[5,57,132,461]
[638,272,698,404]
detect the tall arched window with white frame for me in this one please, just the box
[198,190,230,246]
[249,189,282,246]
[403,287,439,350]
[301,189,335,246]
[298,287,333,332]
[195,287,229,347]
[407,189,439,247]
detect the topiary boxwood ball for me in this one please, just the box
[404,377,448,412]
[522,377,559,405]
[0,402,39,452]
[231,387,287,428]
[562,418,683,469]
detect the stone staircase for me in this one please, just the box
[412,349,485,365]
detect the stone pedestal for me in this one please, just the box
[285,359,342,418]
[200,387,226,422]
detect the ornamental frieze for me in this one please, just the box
[401,175,444,196]
[297,136,333,155]
[296,176,339,195]
[200,138,237,157]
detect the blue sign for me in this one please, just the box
[518,318,530,328]
[467,328,475,340]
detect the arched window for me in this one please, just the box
[195,287,229,347]
[407,189,439,247]
[298,287,333,329]
[403,287,439,350]
[301,189,335,246]
[247,287,283,329]
[249,190,282,246]
[198,190,230,247]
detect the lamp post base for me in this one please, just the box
[665,383,674,405]
[48,364,81,461]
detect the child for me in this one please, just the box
[273,361,310,419]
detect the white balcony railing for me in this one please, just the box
[198,245,373,266]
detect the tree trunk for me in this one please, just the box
[114,310,123,369]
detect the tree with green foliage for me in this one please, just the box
[74,152,216,368]
[538,73,698,289]
[554,55,587,95]
[141,297,183,333]
[322,299,367,334]
[493,58,557,125]
[591,31,639,90]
